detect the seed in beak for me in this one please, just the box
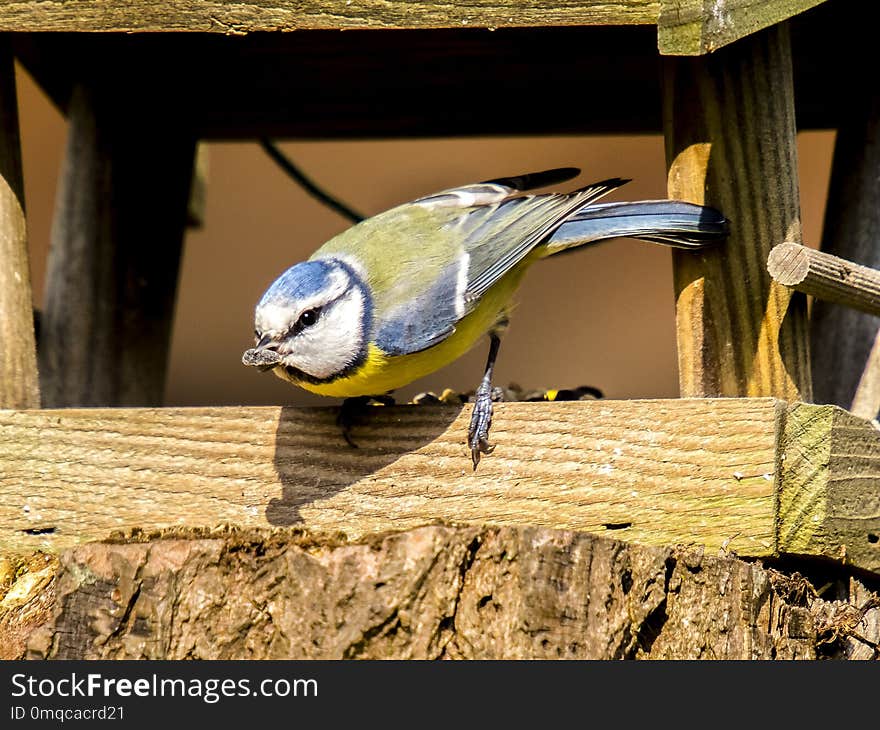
[242,347,282,370]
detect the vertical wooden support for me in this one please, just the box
[810,91,880,410]
[662,23,811,401]
[186,143,209,229]
[850,327,880,422]
[40,85,195,406]
[0,40,40,408]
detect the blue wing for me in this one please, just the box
[373,257,463,356]
[370,174,627,356]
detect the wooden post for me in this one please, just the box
[850,328,880,421]
[39,85,196,406]
[810,90,880,409]
[0,38,39,408]
[662,23,811,401]
[186,142,208,228]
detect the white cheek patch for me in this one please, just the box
[283,288,365,380]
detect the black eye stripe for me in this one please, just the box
[289,306,322,337]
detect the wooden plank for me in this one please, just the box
[16,27,670,139]
[5,400,879,571]
[767,243,880,317]
[38,84,196,407]
[778,403,880,573]
[0,0,658,33]
[0,400,782,559]
[0,37,39,409]
[12,20,855,141]
[662,22,811,400]
[810,85,880,410]
[658,0,827,55]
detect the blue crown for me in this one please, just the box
[259,260,337,307]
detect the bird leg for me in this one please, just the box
[469,333,502,469]
[337,394,395,448]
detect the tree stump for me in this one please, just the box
[2,525,877,660]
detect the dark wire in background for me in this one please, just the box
[259,138,364,224]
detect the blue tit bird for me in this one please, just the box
[243,167,728,467]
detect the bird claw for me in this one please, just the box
[470,435,495,470]
[468,382,497,469]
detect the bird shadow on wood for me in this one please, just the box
[266,403,462,525]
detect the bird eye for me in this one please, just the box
[298,308,320,328]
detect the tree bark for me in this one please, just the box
[4,525,876,660]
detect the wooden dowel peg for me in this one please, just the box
[768,242,880,318]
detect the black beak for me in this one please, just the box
[256,334,273,349]
[242,337,283,371]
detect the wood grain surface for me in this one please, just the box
[663,23,811,401]
[768,242,880,318]
[810,81,880,410]
[851,330,880,421]
[1,399,782,558]
[3,399,879,571]
[38,85,195,407]
[18,525,839,660]
[0,40,39,409]
[779,403,880,572]
[658,0,827,55]
[0,0,658,33]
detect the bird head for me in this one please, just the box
[242,258,371,384]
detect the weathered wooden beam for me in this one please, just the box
[39,84,196,407]
[778,403,880,570]
[16,28,670,140]
[1,399,878,572]
[768,243,880,318]
[811,84,880,410]
[0,400,781,557]
[0,37,39,409]
[0,0,658,33]
[662,22,811,400]
[11,17,858,141]
[658,0,826,55]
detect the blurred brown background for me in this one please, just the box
[17,64,835,408]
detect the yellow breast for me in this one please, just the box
[275,264,528,398]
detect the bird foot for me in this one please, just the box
[468,381,500,469]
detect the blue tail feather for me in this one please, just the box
[548,200,729,252]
